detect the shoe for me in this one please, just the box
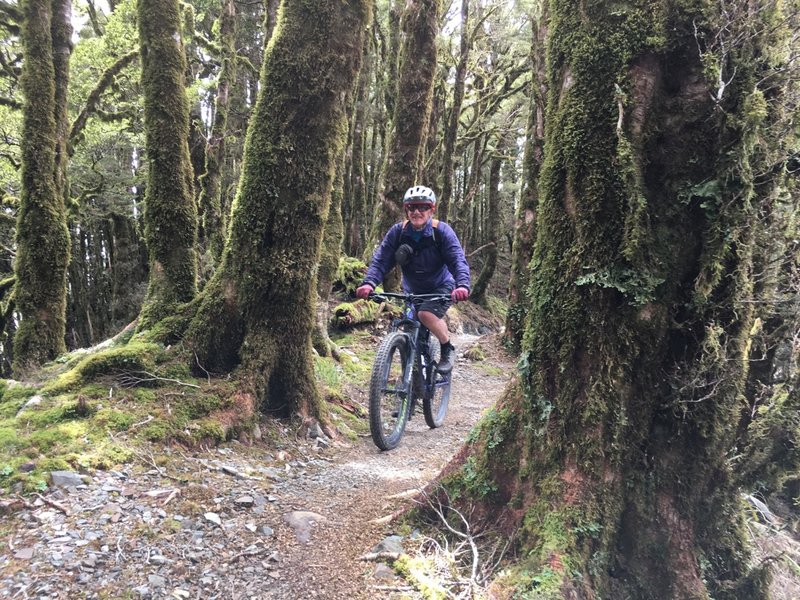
[437,342,455,374]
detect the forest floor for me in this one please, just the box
[0,322,515,599]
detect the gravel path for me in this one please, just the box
[0,333,513,599]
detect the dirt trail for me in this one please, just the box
[0,333,513,599]
[266,332,512,599]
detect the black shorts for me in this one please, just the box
[416,285,453,319]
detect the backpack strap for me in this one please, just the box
[399,219,443,253]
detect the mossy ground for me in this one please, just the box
[0,331,237,492]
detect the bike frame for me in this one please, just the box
[373,293,448,413]
[391,305,426,412]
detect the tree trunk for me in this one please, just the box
[313,147,347,360]
[345,32,371,257]
[439,1,794,597]
[187,0,370,421]
[504,9,547,351]
[264,0,279,41]
[469,135,503,306]
[137,0,198,328]
[198,0,236,267]
[13,0,72,373]
[109,212,148,329]
[368,0,440,272]
[437,0,468,223]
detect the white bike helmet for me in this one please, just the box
[403,185,436,206]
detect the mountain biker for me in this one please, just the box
[356,185,470,374]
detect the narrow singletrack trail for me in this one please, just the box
[264,333,513,599]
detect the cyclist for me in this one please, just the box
[356,185,470,374]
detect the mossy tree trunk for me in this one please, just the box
[437,0,469,223]
[137,0,197,328]
[368,0,440,268]
[344,31,371,257]
[469,133,504,306]
[198,0,236,267]
[505,8,547,351]
[313,149,347,360]
[440,1,796,597]
[186,0,370,421]
[13,0,73,373]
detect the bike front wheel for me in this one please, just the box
[423,342,451,428]
[369,332,411,450]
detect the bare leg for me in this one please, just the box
[418,310,449,344]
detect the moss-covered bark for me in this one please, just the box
[469,135,504,306]
[367,0,440,267]
[344,31,371,258]
[437,0,469,223]
[439,0,797,597]
[313,140,347,359]
[13,0,72,373]
[186,0,371,420]
[197,0,236,266]
[137,0,197,328]
[505,8,547,352]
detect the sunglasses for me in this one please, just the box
[405,204,432,213]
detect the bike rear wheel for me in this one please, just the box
[422,342,451,428]
[369,332,411,450]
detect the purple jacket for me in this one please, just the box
[363,219,471,293]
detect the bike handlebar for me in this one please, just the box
[369,291,451,305]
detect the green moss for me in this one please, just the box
[183,418,227,444]
[463,344,486,362]
[329,300,385,329]
[314,356,341,390]
[131,388,157,403]
[95,409,135,431]
[27,421,88,453]
[0,397,28,419]
[41,341,161,394]
[335,256,367,295]
[19,398,96,428]
[79,442,133,469]
[0,427,18,448]
[156,361,194,382]
[0,383,39,418]
[394,555,448,600]
[37,456,72,473]
[78,384,112,399]
[171,393,226,421]
[499,565,562,600]
[141,418,175,441]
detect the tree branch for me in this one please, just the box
[0,96,21,110]
[69,50,139,153]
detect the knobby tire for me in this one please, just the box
[369,332,411,450]
[422,342,451,428]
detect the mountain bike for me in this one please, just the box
[367,292,452,451]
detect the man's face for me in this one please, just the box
[405,203,433,230]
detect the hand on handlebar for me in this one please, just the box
[356,284,374,300]
[451,287,469,303]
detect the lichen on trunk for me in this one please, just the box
[186,0,371,422]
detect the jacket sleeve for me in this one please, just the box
[439,222,471,290]
[363,224,402,288]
